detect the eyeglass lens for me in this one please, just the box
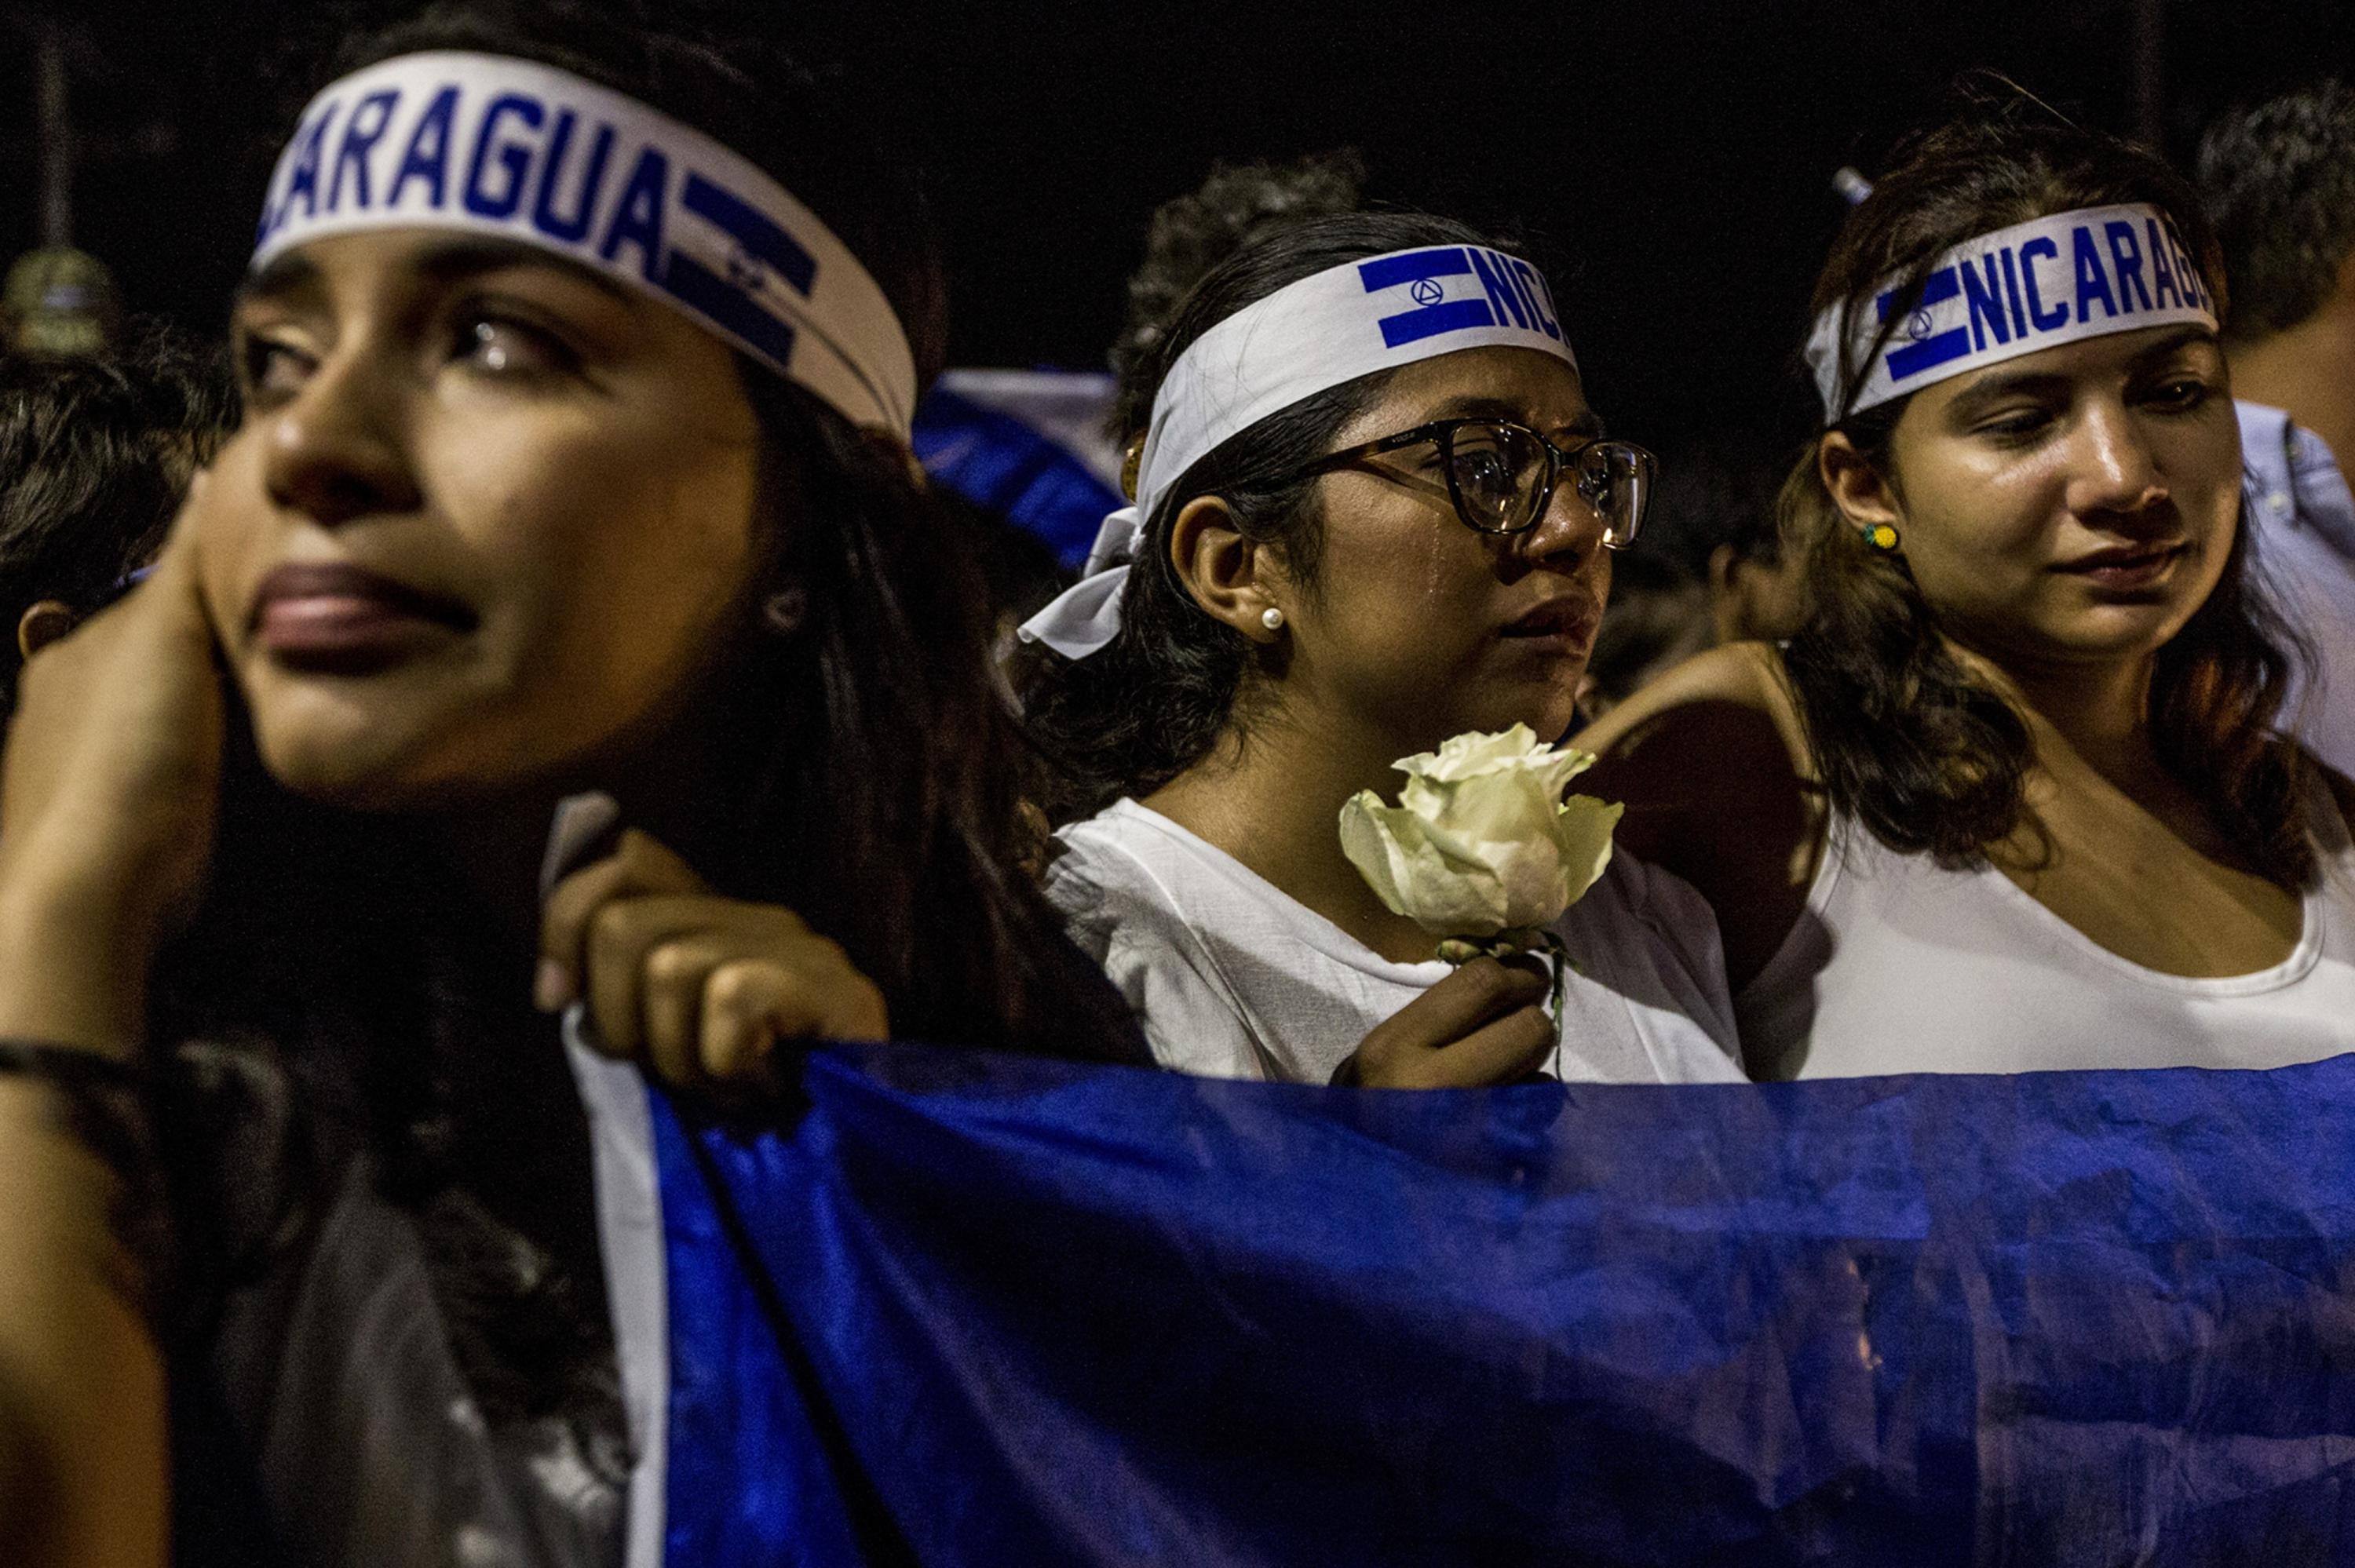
[1443,422,1648,547]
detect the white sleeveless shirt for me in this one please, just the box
[1044,798,1747,1085]
[1740,781,2355,1079]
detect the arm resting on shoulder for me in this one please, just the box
[1577,642,1824,992]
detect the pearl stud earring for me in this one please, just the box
[1261,607,1285,631]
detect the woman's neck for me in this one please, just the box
[410,677,751,951]
[412,790,574,950]
[1955,641,2160,781]
[1141,700,1441,964]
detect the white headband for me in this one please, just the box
[1806,202,2216,422]
[1018,244,1579,659]
[252,51,918,436]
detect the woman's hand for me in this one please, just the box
[0,494,214,1566]
[1332,956,1556,1088]
[0,512,227,1056]
[539,828,889,1091]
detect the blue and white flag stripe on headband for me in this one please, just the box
[1018,243,1578,659]
[1805,202,2217,421]
[252,52,918,435]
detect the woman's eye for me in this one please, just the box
[241,337,315,402]
[455,314,576,378]
[1976,407,2053,441]
[1454,449,1513,488]
[2144,377,2212,411]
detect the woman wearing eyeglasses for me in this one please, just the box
[1017,213,1746,1089]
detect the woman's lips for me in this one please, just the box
[249,562,473,670]
[2053,541,2189,593]
[1499,596,1600,653]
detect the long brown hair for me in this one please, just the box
[1782,92,2317,885]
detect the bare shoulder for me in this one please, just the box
[1582,641,1792,747]
[1576,641,1823,991]
[1580,641,1813,793]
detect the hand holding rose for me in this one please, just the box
[1331,726,1623,1088]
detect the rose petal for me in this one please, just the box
[1338,791,1412,917]
[1343,727,1623,939]
[1553,794,1625,907]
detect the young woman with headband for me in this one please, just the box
[0,5,1144,1563]
[1582,105,2355,1080]
[1019,212,1747,1090]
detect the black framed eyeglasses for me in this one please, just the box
[1279,418,1656,547]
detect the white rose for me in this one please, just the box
[1337,724,1623,939]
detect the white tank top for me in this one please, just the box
[1740,780,2355,1079]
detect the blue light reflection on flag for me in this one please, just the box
[648,1047,2355,1564]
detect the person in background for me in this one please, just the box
[1583,99,2355,1081]
[1579,438,1802,719]
[1019,211,1744,1090]
[2196,79,2355,775]
[1576,549,1713,721]
[1107,150,1367,446]
[922,156,1370,644]
[0,328,236,711]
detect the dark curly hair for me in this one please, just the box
[2196,78,2355,343]
[0,325,236,710]
[1106,152,1367,441]
[1784,89,2315,886]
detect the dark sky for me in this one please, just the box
[8,0,2352,459]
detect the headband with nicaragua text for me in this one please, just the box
[252,51,918,436]
[1805,202,2217,422]
[1018,242,1580,660]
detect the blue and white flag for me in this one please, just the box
[911,370,1128,570]
[572,1037,2355,1565]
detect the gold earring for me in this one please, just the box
[1121,436,1145,501]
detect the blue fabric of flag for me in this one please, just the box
[911,383,1125,569]
[653,1044,2355,1565]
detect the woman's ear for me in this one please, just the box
[1167,495,1287,644]
[1817,432,1903,533]
[16,600,78,660]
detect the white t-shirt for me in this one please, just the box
[1043,798,1747,1085]
[1739,778,2355,1079]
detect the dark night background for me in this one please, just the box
[5,0,2352,465]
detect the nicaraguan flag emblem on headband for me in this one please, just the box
[1129,242,1579,531]
[1017,242,1579,660]
[250,51,918,436]
[1805,202,2218,422]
